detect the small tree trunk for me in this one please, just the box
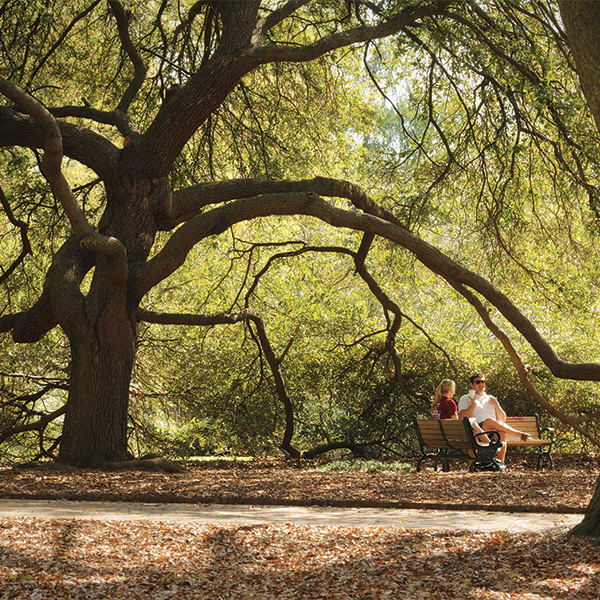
[58,319,136,467]
[572,474,600,537]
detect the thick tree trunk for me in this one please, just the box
[54,175,160,467]
[54,242,137,467]
[58,320,136,466]
[572,476,600,537]
[558,0,600,538]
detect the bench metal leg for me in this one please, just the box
[416,450,447,472]
[536,449,554,470]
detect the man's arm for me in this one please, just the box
[458,396,477,419]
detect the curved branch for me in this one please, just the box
[139,188,600,382]
[129,2,261,178]
[131,1,453,179]
[0,80,127,270]
[455,282,600,448]
[108,0,148,114]
[0,184,32,284]
[35,0,145,141]
[137,306,301,458]
[0,236,94,342]
[352,236,456,374]
[50,105,139,141]
[244,237,456,382]
[0,106,119,181]
[137,308,250,326]
[171,176,399,225]
[0,405,66,445]
[249,0,455,65]
[257,0,311,38]
[0,289,58,343]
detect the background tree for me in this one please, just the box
[2,0,600,532]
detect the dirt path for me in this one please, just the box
[0,498,583,533]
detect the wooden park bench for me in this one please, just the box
[414,415,554,472]
[503,416,554,469]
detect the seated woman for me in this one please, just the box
[431,379,458,419]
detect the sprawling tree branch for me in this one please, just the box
[0,184,32,284]
[137,306,300,457]
[128,0,459,179]
[128,1,261,177]
[256,0,311,37]
[49,105,139,142]
[139,186,600,382]
[0,405,66,445]
[42,1,144,141]
[0,236,92,342]
[170,176,399,226]
[252,0,456,64]
[0,107,119,180]
[0,80,128,316]
[108,0,148,115]
[244,239,455,375]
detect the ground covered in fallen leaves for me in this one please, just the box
[0,455,597,512]
[0,455,599,599]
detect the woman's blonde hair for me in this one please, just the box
[432,379,456,409]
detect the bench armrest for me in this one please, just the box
[475,429,501,446]
[540,426,555,441]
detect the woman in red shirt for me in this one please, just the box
[431,379,458,420]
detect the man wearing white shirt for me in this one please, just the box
[458,372,530,463]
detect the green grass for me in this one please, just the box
[315,459,413,473]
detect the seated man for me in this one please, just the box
[458,372,530,463]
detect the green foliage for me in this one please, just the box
[3,0,600,462]
[316,459,413,473]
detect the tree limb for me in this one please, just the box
[108,0,148,115]
[0,184,32,284]
[0,80,127,274]
[249,0,456,64]
[137,306,301,458]
[0,107,119,181]
[139,187,600,382]
[170,176,400,225]
[256,0,311,39]
[0,406,66,445]
[453,282,600,448]
[49,105,139,141]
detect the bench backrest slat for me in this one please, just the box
[505,416,541,441]
[439,419,474,449]
[416,418,472,449]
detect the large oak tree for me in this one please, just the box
[2,0,600,534]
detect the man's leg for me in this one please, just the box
[482,418,526,462]
[497,435,507,462]
[482,418,529,440]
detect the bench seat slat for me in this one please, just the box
[505,438,551,447]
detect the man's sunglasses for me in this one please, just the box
[474,379,485,384]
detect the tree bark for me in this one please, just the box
[58,313,136,466]
[572,477,600,537]
[558,0,600,538]
[558,0,600,135]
